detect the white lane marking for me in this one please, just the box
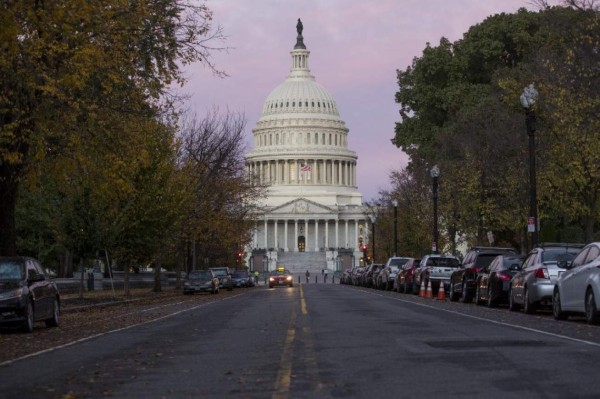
[360,289,600,349]
[0,294,244,367]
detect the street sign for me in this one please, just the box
[527,217,536,233]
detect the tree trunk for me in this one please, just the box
[59,249,73,278]
[0,179,18,256]
[153,260,162,292]
[124,259,130,297]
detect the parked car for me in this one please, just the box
[553,242,600,324]
[474,254,524,307]
[449,247,517,303]
[394,258,421,294]
[209,267,233,291]
[509,243,584,314]
[417,254,462,296]
[0,256,60,333]
[341,267,356,285]
[231,270,255,288]
[379,257,411,290]
[351,266,365,286]
[183,269,219,295]
[363,264,384,288]
[269,267,293,288]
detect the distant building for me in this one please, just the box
[246,20,369,273]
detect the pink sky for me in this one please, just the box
[182,0,548,200]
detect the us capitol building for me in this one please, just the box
[246,20,370,274]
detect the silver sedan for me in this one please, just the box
[553,242,600,324]
[509,244,584,314]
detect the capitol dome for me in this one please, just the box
[245,20,361,208]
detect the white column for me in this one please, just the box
[274,220,278,249]
[295,159,299,184]
[344,220,349,248]
[325,220,329,248]
[335,219,339,248]
[354,219,359,249]
[338,161,342,186]
[294,220,298,252]
[264,219,268,248]
[315,219,319,251]
[305,220,309,251]
[254,222,258,248]
[284,220,288,251]
[276,160,280,184]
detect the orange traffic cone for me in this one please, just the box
[419,280,426,297]
[437,282,446,301]
[425,280,433,299]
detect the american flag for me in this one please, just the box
[300,162,311,172]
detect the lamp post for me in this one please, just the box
[392,200,398,256]
[520,84,539,248]
[430,165,440,254]
[369,214,376,263]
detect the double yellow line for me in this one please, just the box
[273,285,309,399]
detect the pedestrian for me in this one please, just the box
[305,269,310,283]
[324,269,328,283]
[254,270,259,285]
[321,268,324,276]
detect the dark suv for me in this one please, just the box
[449,247,517,303]
[209,267,233,291]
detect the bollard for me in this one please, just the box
[298,275,300,284]
[315,275,317,284]
[332,275,335,284]
[264,275,267,285]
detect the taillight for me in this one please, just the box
[496,272,511,281]
[408,270,413,277]
[473,267,482,274]
[534,268,549,279]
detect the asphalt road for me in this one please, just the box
[2,284,600,398]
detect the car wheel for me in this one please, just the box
[508,288,520,312]
[552,288,567,320]
[487,288,497,308]
[449,282,459,302]
[585,289,600,325]
[23,300,34,333]
[460,280,471,303]
[45,298,60,327]
[524,287,537,314]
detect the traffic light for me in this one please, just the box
[236,251,243,265]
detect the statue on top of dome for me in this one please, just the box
[295,18,306,49]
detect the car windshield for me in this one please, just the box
[542,249,578,263]
[427,257,460,267]
[211,269,229,276]
[389,266,399,272]
[502,257,524,269]
[271,270,290,276]
[0,261,24,281]
[189,271,212,280]
[232,272,246,278]
[388,258,409,267]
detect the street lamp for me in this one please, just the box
[369,214,376,263]
[392,199,398,256]
[520,84,539,248]
[430,165,440,254]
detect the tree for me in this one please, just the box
[178,109,266,272]
[0,0,224,255]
